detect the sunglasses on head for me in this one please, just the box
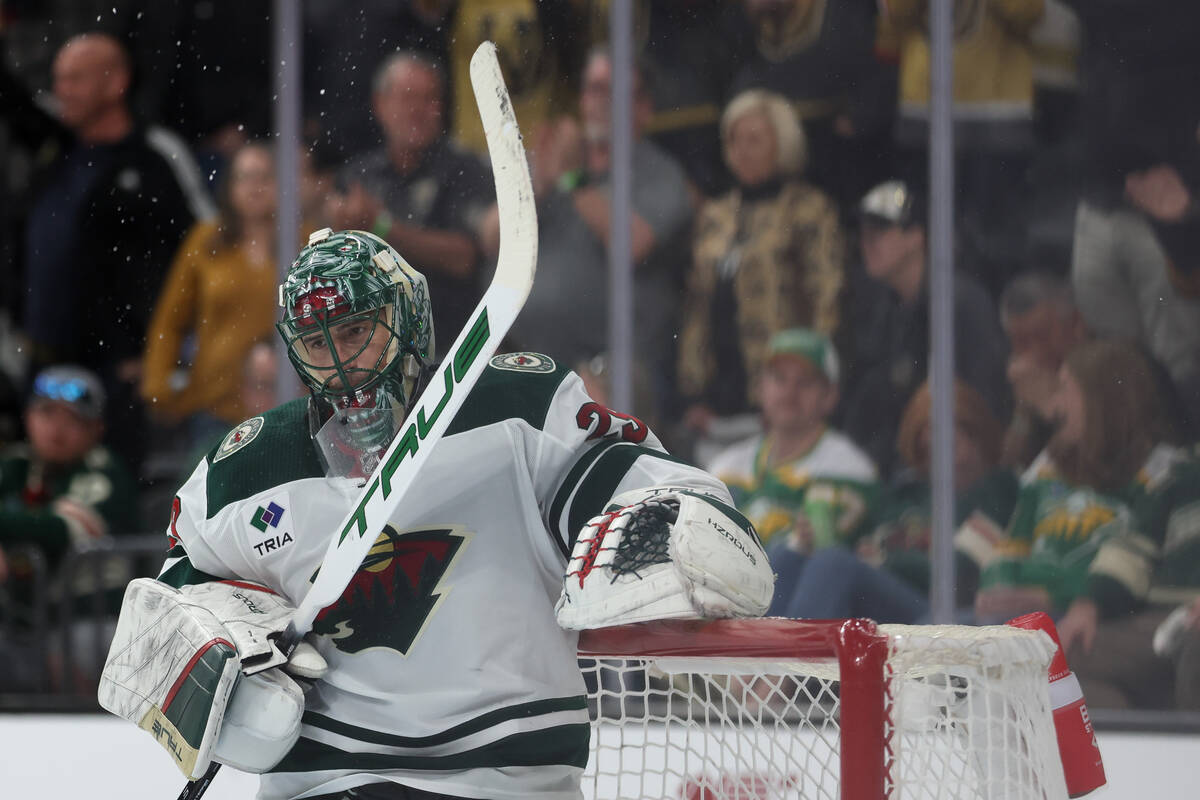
[34,374,93,405]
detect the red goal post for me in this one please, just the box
[577,617,1068,800]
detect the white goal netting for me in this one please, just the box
[578,619,1068,800]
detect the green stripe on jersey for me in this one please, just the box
[445,362,571,437]
[272,723,591,773]
[548,440,624,553]
[564,444,690,546]
[158,553,225,588]
[303,695,586,747]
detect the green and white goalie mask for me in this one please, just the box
[277,228,434,478]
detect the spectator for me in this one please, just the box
[327,50,493,345]
[705,329,878,611]
[490,47,692,418]
[884,0,1045,294]
[840,179,1010,478]
[1073,159,1200,432]
[0,366,137,692]
[1049,394,1200,712]
[302,1,449,165]
[732,0,898,214]
[140,142,283,451]
[1066,2,1200,427]
[677,89,844,445]
[1119,161,1200,436]
[975,340,1183,626]
[1125,163,1200,300]
[0,32,214,473]
[858,379,1018,615]
[997,271,1089,470]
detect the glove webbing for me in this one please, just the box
[609,499,678,581]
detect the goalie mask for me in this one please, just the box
[277,228,434,476]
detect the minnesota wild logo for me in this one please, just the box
[490,352,554,373]
[213,416,264,462]
[312,525,469,655]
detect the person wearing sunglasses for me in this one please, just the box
[0,365,136,691]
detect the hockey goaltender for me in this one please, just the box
[96,229,774,800]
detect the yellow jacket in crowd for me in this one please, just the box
[141,221,278,425]
[884,0,1044,120]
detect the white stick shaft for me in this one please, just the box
[289,41,536,637]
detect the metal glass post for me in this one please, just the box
[928,0,957,623]
[273,0,303,404]
[608,0,635,412]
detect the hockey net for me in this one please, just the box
[577,618,1068,800]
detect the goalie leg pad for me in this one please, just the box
[555,488,774,629]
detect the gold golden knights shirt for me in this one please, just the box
[158,355,736,800]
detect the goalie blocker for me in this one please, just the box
[556,487,774,629]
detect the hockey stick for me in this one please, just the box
[177,40,536,800]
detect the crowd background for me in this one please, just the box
[0,0,1198,716]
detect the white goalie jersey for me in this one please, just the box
[158,354,763,800]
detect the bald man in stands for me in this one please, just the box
[0,32,215,471]
[52,34,134,142]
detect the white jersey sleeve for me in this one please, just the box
[159,456,240,586]
[530,369,736,558]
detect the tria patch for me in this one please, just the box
[490,352,555,373]
[214,416,265,462]
[248,493,295,558]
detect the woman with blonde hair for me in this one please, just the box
[677,88,844,439]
